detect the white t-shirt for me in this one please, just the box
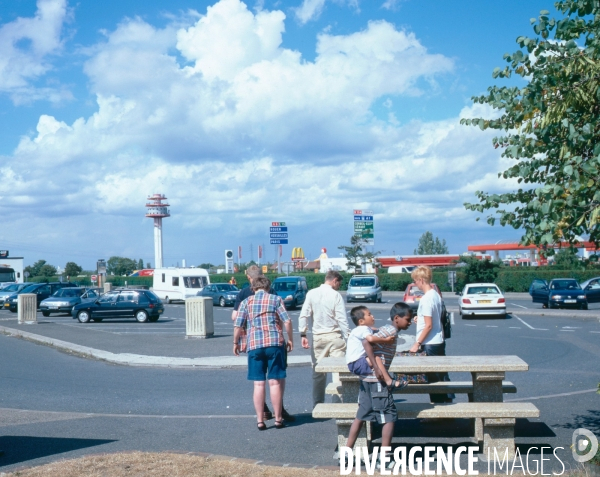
[345,325,373,363]
[416,289,444,345]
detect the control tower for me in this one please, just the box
[145,194,170,268]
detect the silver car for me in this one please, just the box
[0,283,28,306]
[346,275,382,303]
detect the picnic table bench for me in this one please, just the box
[313,355,538,458]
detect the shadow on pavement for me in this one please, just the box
[0,435,116,467]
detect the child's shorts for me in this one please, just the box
[356,380,397,424]
[347,356,372,376]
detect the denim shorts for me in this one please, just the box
[347,356,372,377]
[247,345,287,381]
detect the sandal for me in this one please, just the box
[274,420,285,429]
[387,372,407,390]
[257,422,267,431]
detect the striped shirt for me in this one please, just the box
[235,290,290,352]
[362,324,398,382]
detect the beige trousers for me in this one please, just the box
[311,331,346,407]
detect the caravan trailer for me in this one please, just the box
[152,268,210,303]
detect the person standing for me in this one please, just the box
[232,265,295,422]
[299,270,351,407]
[409,266,454,403]
[233,277,294,430]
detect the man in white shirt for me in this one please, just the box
[299,271,351,407]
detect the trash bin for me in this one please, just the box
[18,294,37,324]
[185,297,214,338]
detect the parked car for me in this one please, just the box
[39,287,101,316]
[579,277,600,303]
[403,282,444,312]
[271,276,308,309]
[0,283,28,306]
[71,289,164,323]
[346,275,382,303]
[458,283,506,318]
[197,283,239,307]
[529,278,587,309]
[4,282,78,312]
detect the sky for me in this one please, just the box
[0,0,560,270]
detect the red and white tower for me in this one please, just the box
[145,194,170,268]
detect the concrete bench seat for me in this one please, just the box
[313,401,539,458]
[325,380,517,398]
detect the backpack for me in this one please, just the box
[441,307,451,339]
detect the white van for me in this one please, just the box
[152,268,210,303]
[387,265,416,274]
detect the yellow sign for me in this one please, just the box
[262,265,268,273]
[292,247,305,260]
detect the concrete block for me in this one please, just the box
[185,297,214,338]
[483,418,516,459]
[104,283,113,293]
[18,294,37,324]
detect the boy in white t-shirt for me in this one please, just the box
[345,306,402,388]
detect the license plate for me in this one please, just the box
[478,300,492,304]
[564,299,576,303]
[50,306,59,309]
[415,297,421,301]
[356,295,364,299]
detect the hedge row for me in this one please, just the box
[24,268,599,294]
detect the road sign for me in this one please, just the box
[270,221,289,245]
[271,222,286,226]
[270,233,288,239]
[270,239,289,244]
[270,226,288,232]
[91,275,98,283]
[353,209,374,245]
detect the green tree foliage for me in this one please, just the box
[198,263,214,269]
[461,1,600,248]
[107,256,137,276]
[137,259,143,269]
[64,262,83,277]
[459,257,503,288]
[24,259,56,278]
[338,234,379,273]
[552,247,584,268]
[414,231,449,255]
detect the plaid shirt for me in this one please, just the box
[235,290,290,352]
[362,324,398,382]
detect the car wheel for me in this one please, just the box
[219,297,226,307]
[378,295,382,303]
[135,310,149,323]
[165,296,171,304]
[42,311,50,317]
[542,302,548,309]
[149,316,159,322]
[92,318,103,322]
[581,304,588,310]
[77,310,91,323]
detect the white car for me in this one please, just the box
[458,283,507,318]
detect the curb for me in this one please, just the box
[0,325,312,369]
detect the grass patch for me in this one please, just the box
[3,452,338,477]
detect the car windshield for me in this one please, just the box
[2,284,19,292]
[273,281,297,292]
[349,278,375,287]
[466,286,501,295]
[20,284,40,293]
[407,285,423,296]
[216,284,238,292]
[550,280,581,290]
[53,288,83,297]
[183,276,208,288]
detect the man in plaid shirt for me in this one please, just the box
[233,276,294,430]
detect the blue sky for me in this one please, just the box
[0,0,558,269]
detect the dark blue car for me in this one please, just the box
[529,278,587,309]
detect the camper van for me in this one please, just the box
[152,268,210,303]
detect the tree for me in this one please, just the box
[461,0,600,249]
[107,256,137,276]
[459,257,503,288]
[414,231,449,255]
[138,259,143,269]
[338,234,379,273]
[24,259,56,278]
[552,247,583,269]
[64,262,83,277]
[198,263,214,269]
[38,264,57,277]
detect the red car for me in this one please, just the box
[403,282,444,312]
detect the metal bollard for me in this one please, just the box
[185,297,214,338]
[18,294,37,324]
